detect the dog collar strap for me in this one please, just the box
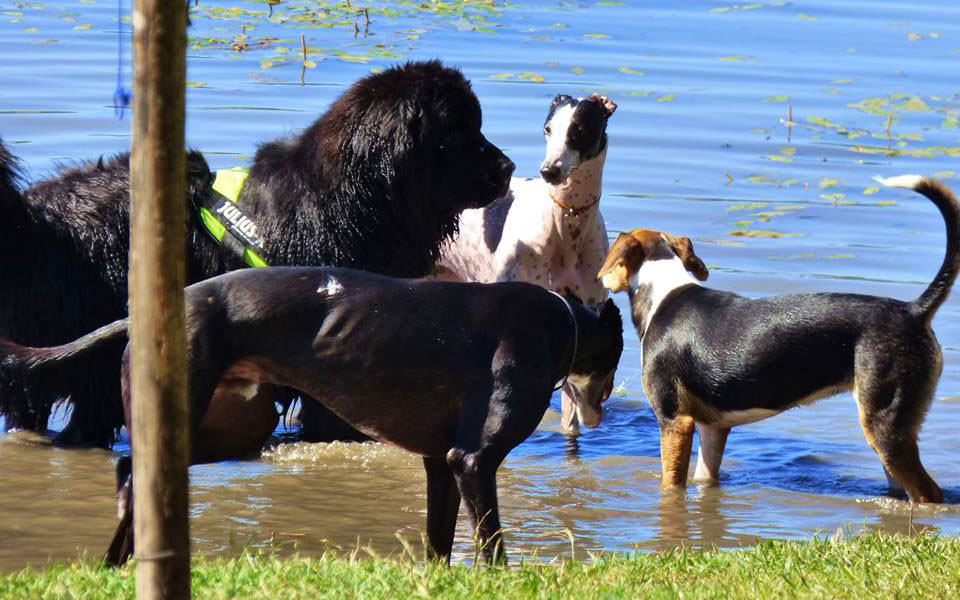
[549,290,578,392]
[200,168,270,268]
[551,193,600,218]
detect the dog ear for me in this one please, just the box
[551,94,573,108]
[590,94,617,117]
[663,234,709,281]
[597,232,644,293]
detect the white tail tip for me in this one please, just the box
[873,174,926,190]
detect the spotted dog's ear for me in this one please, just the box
[551,94,574,108]
[663,233,709,281]
[590,94,617,117]
[597,232,645,293]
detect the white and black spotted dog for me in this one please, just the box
[440,93,617,434]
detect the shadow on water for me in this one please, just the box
[2,0,960,570]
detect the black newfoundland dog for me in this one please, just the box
[0,60,514,449]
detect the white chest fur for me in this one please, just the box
[630,254,702,334]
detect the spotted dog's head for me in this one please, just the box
[539,94,617,185]
[566,298,624,428]
[597,230,709,334]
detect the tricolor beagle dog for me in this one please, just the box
[598,175,956,504]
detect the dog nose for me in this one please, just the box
[540,164,561,184]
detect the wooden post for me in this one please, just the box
[129,1,191,598]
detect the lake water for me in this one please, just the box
[1,0,959,570]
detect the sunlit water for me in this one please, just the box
[1,0,959,570]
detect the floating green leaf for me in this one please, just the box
[764,95,789,103]
[728,202,768,211]
[618,66,644,76]
[943,116,959,129]
[337,54,370,63]
[656,94,675,102]
[863,187,880,195]
[819,177,839,189]
[570,66,584,74]
[934,170,956,178]
[779,147,796,155]
[489,73,513,80]
[517,73,546,83]
[729,230,802,238]
[73,24,91,30]
[752,211,787,221]
[583,33,610,39]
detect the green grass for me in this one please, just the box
[2,534,959,599]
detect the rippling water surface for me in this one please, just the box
[2,0,960,570]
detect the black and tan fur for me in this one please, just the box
[599,176,957,504]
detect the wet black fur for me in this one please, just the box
[0,60,514,447]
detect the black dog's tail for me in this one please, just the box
[876,175,960,322]
[0,320,129,418]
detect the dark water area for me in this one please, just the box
[1,0,959,570]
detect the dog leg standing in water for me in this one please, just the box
[0,60,514,448]
[441,94,617,435]
[0,268,624,564]
[598,176,956,503]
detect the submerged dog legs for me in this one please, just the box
[854,384,943,503]
[692,424,730,483]
[422,455,462,563]
[560,384,580,435]
[448,449,505,564]
[104,456,134,566]
[659,415,696,488]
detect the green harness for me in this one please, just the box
[200,168,269,268]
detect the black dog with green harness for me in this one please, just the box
[0,60,515,449]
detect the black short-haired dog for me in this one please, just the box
[0,60,514,449]
[0,267,624,564]
[598,175,956,504]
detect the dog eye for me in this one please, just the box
[544,126,552,135]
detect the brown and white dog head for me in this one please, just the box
[597,229,708,333]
